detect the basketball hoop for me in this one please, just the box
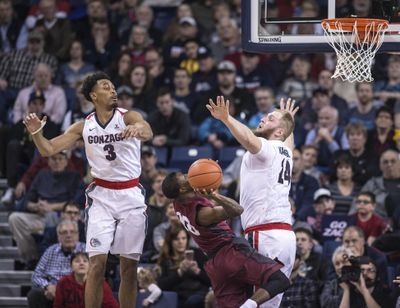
[321,18,389,83]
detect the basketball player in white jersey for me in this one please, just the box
[23,72,153,308]
[207,96,298,308]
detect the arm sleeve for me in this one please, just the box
[31,250,51,288]
[145,283,162,303]
[25,172,42,203]
[0,52,11,80]
[12,90,25,124]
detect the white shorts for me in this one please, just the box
[84,183,147,260]
[246,228,296,308]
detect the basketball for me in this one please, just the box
[188,159,223,190]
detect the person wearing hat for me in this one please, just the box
[0,89,59,206]
[191,46,217,94]
[192,60,254,125]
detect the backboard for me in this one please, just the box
[242,0,400,53]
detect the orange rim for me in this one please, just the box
[321,18,389,32]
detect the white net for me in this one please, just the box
[321,19,388,83]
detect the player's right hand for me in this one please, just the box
[194,188,215,196]
[23,113,47,134]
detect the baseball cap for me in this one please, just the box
[141,145,156,156]
[179,16,197,27]
[217,60,236,73]
[197,46,212,60]
[117,85,134,97]
[29,90,45,103]
[28,31,44,41]
[313,188,332,202]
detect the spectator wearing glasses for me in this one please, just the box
[27,220,85,308]
[350,192,387,246]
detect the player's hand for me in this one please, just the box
[194,188,216,196]
[279,97,298,119]
[206,96,230,122]
[122,123,143,139]
[23,113,47,134]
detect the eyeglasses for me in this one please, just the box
[355,200,371,205]
[382,159,396,165]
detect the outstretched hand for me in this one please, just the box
[279,97,299,119]
[194,188,217,197]
[23,113,47,134]
[206,96,230,122]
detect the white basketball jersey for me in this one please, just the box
[82,108,141,181]
[240,138,293,228]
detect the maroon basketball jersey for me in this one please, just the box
[173,196,235,256]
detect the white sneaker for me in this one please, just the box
[1,188,14,204]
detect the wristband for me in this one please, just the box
[31,121,46,135]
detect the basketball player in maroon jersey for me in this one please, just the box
[162,172,290,308]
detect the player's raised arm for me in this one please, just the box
[280,98,299,152]
[207,96,262,154]
[122,110,153,141]
[196,189,243,226]
[24,113,83,157]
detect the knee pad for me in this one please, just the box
[262,270,290,299]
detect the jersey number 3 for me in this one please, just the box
[103,144,117,161]
[278,159,291,185]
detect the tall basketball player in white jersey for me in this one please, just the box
[207,96,298,308]
[23,72,153,308]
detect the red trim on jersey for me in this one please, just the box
[94,178,139,189]
[244,223,292,234]
[86,112,95,119]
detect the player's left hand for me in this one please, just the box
[279,97,298,119]
[206,96,230,122]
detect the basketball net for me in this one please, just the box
[321,18,388,83]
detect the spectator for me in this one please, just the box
[153,202,180,252]
[134,4,163,47]
[116,85,146,118]
[179,38,200,75]
[290,148,320,221]
[366,106,397,162]
[148,88,191,148]
[209,17,241,62]
[351,192,386,246]
[247,86,276,130]
[375,55,400,110]
[53,252,118,308]
[124,25,152,66]
[264,53,293,90]
[358,149,400,218]
[105,50,132,89]
[27,220,85,308]
[305,105,349,169]
[338,256,390,308]
[301,145,326,185]
[342,226,388,286]
[139,145,158,196]
[328,155,360,215]
[191,46,217,94]
[333,122,378,186]
[8,151,81,267]
[0,0,28,55]
[34,0,73,61]
[295,227,328,286]
[0,90,59,206]
[280,250,319,308]
[193,60,254,125]
[38,202,86,256]
[320,245,355,308]
[144,47,173,89]
[137,267,162,307]
[348,82,379,130]
[128,64,155,114]
[157,225,210,308]
[173,67,196,114]
[13,62,67,125]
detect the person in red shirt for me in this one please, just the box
[351,192,387,246]
[53,252,119,308]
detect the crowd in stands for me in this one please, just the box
[0,0,400,307]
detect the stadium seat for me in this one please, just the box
[136,291,178,308]
[154,147,168,167]
[169,146,213,171]
[217,146,245,169]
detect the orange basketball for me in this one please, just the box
[188,159,223,190]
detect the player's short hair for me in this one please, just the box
[162,173,180,199]
[81,72,111,102]
[277,110,295,140]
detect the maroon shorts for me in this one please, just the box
[204,237,283,308]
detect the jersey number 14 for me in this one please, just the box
[278,159,291,185]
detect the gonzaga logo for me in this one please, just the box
[90,238,101,247]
